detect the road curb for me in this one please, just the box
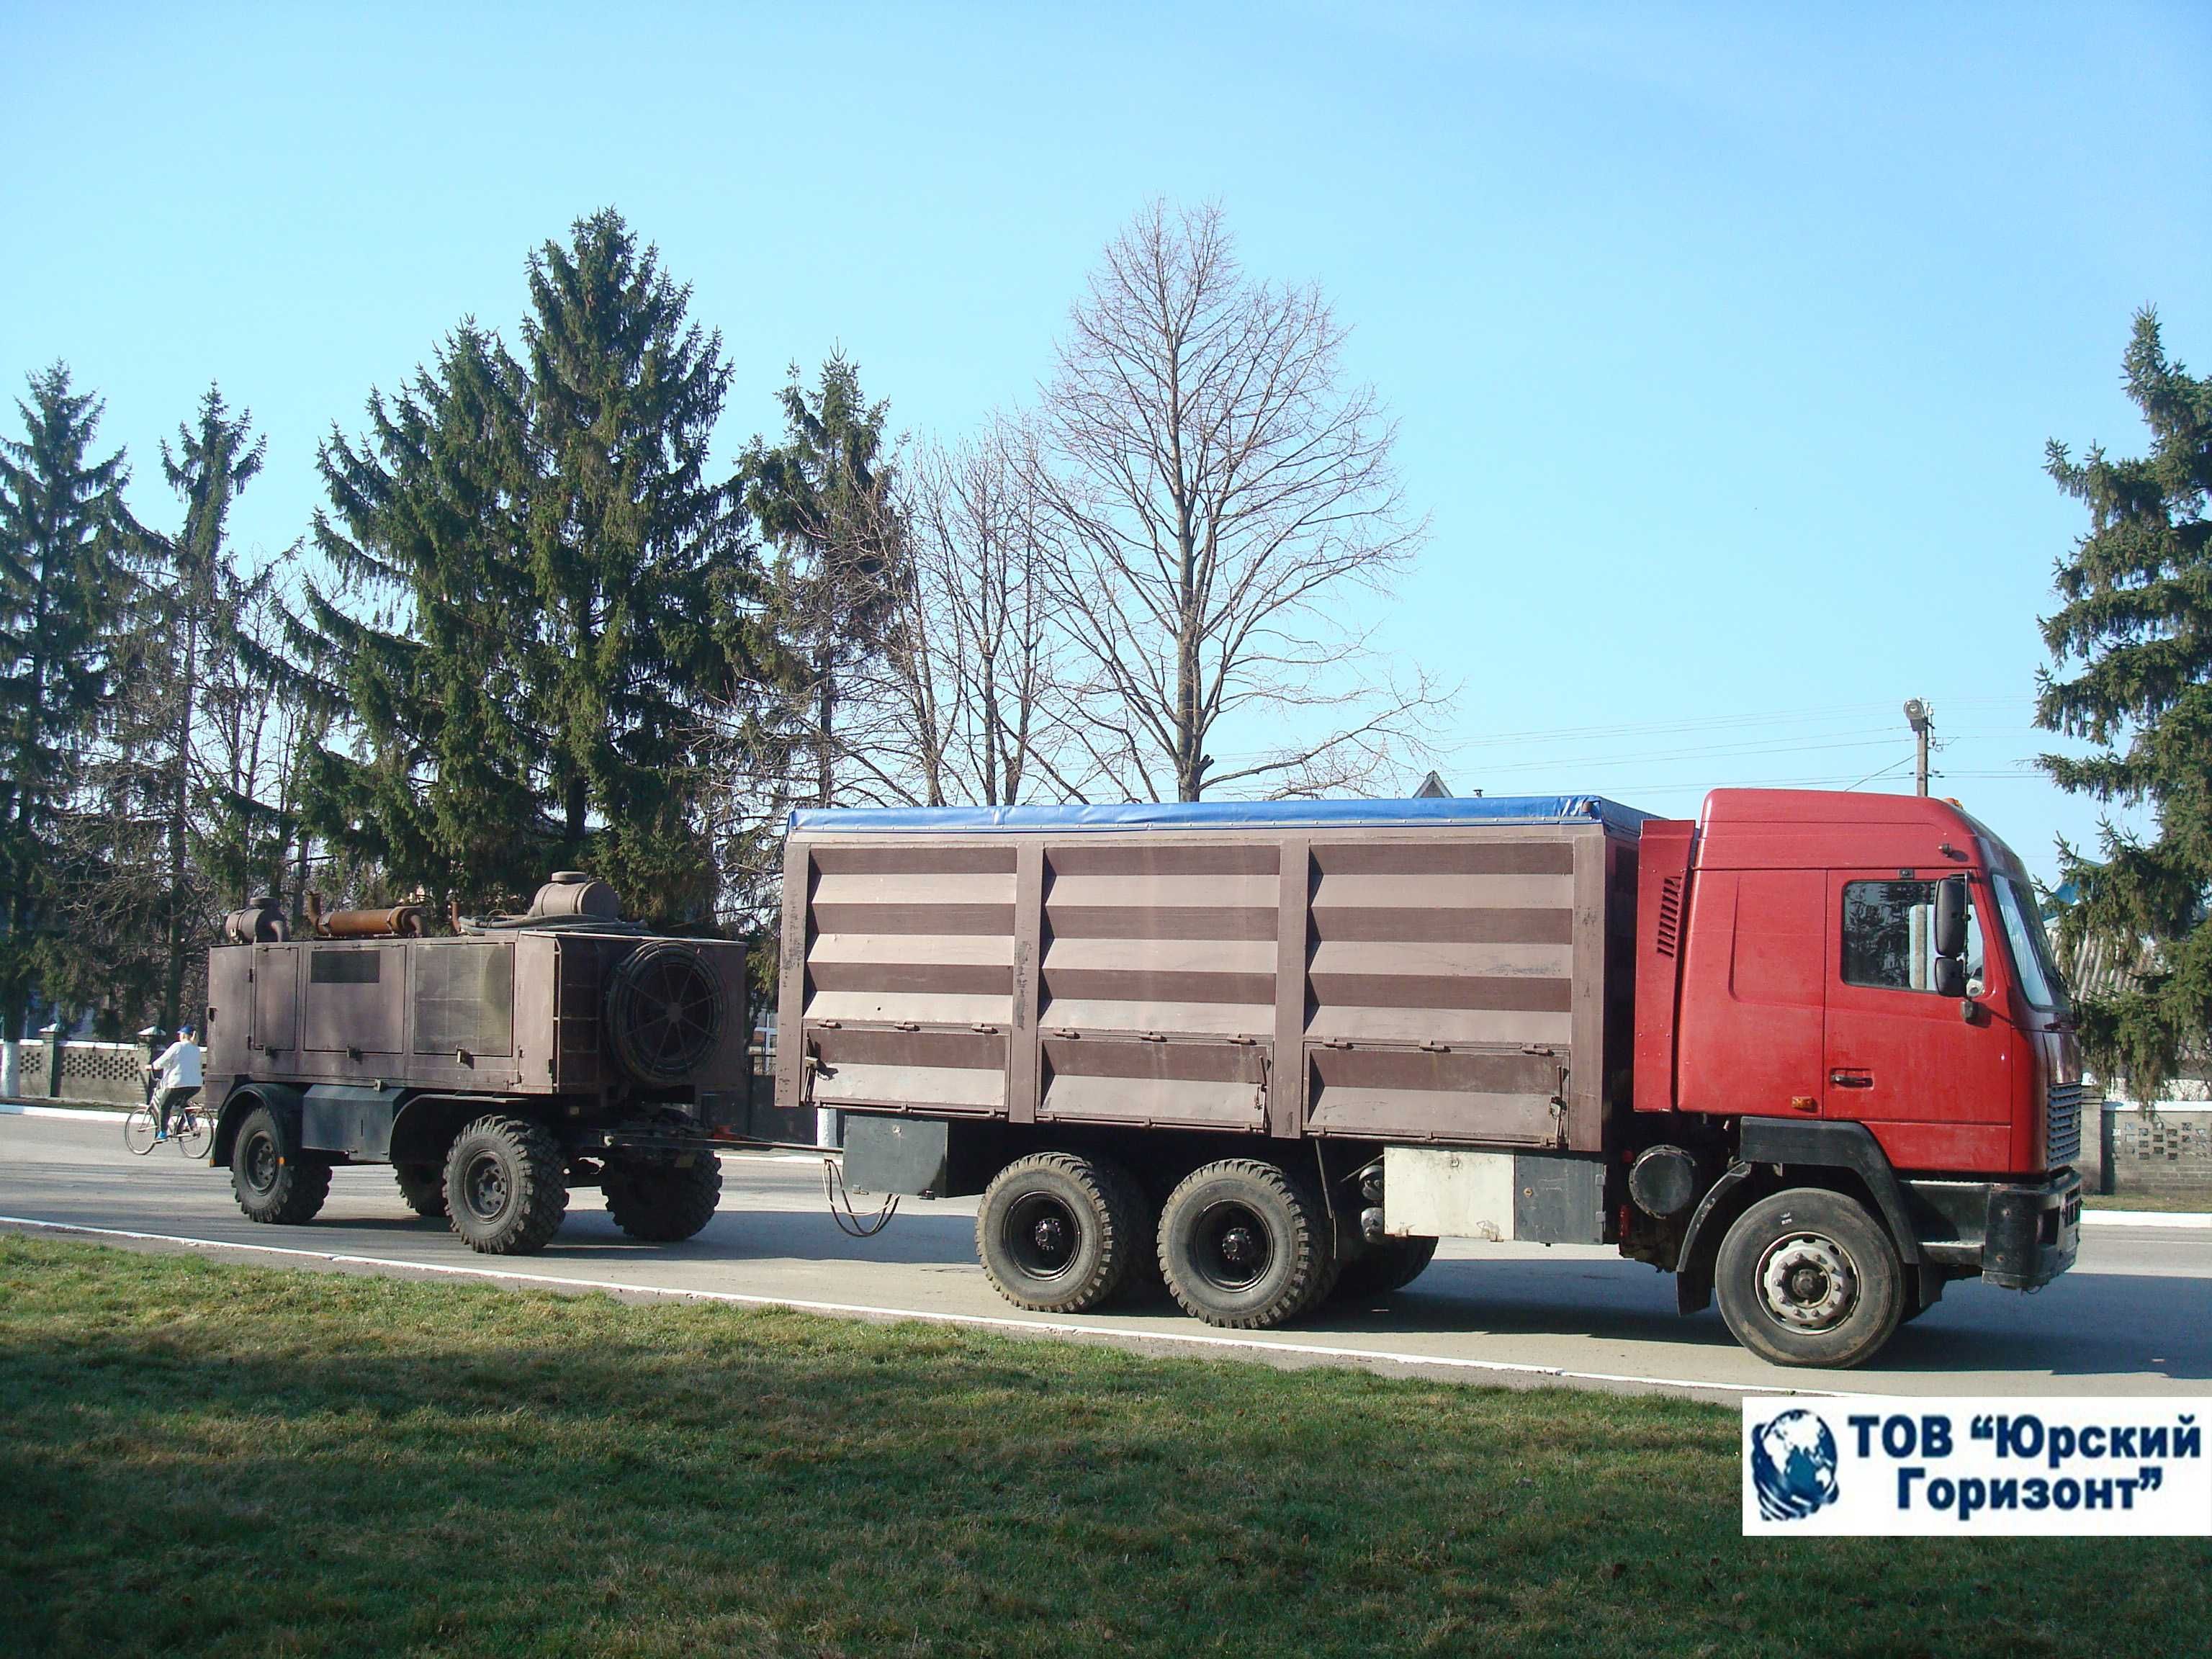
[2081,1208,2212,1230]
[0,1102,133,1124]
[0,1212,1853,1403]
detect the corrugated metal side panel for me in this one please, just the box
[413,941,516,1057]
[1038,840,1278,1129]
[804,840,1015,1115]
[1303,833,1588,1148]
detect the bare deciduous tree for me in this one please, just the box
[892,419,1092,806]
[1038,199,1439,801]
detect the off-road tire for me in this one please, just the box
[442,1113,568,1255]
[1158,1159,1338,1330]
[603,1154,723,1243]
[393,1161,448,1220]
[1332,1235,1439,1301]
[229,1103,333,1226]
[1715,1187,1905,1368]
[976,1151,1146,1313]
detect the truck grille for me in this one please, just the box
[2046,1082,2083,1167]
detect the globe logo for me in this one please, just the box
[1750,1409,1840,1521]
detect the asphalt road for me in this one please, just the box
[5,1108,2208,1404]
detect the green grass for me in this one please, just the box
[1,1237,2204,1658]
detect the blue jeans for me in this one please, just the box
[153,1085,199,1136]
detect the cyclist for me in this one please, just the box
[149,1023,202,1142]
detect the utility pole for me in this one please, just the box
[1903,698,1934,987]
[1903,698,1933,797]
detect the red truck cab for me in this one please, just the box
[1630,790,2082,1359]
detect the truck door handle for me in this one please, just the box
[1829,1069,1874,1089]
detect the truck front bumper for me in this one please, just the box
[1904,1168,2082,1291]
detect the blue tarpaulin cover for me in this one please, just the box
[790,795,1653,835]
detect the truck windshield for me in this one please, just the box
[1993,875,2069,1012]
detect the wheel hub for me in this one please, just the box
[243,1133,278,1193]
[1004,1193,1079,1280]
[465,1154,510,1220]
[1194,1200,1274,1291]
[1758,1233,1858,1330]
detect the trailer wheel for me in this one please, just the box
[1158,1159,1336,1330]
[393,1161,448,1220]
[1715,1187,1904,1368]
[443,1114,568,1255]
[976,1151,1144,1313]
[1333,1236,1439,1301]
[604,1155,723,1243]
[229,1104,332,1226]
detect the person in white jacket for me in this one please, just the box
[150,1024,202,1141]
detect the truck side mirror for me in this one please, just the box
[1933,955,1966,998]
[1934,875,1969,962]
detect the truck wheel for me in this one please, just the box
[1333,1236,1439,1301]
[443,1114,568,1255]
[393,1161,448,1220]
[1158,1159,1337,1330]
[976,1151,1145,1313]
[229,1104,332,1226]
[604,1155,722,1242]
[1715,1187,1904,1368]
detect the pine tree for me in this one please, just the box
[740,354,904,808]
[2038,308,2212,1097]
[0,364,131,1043]
[519,210,756,923]
[306,324,549,914]
[145,387,266,1028]
[307,212,758,927]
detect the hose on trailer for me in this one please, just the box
[823,1155,900,1238]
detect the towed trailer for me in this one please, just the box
[199,874,753,1253]
[777,791,2081,1368]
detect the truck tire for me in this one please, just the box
[1333,1236,1439,1301]
[1715,1187,1905,1368]
[393,1161,448,1220]
[976,1151,1145,1313]
[443,1114,568,1255]
[603,1155,722,1242]
[229,1104,332,1226]
[1158,1159,1337,1330]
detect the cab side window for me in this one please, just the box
[1840,880,1982,993]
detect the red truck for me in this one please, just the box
[778,789,2082,1368]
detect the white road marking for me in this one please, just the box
[2077,1209,2212,1230]
[0,1212,1856,1400]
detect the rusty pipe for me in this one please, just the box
[319,905,426,939]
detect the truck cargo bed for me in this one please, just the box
[776,798,1644,1153]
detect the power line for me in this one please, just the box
[1437,698,2033,752]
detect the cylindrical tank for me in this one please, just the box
[321,906,426,939]
[529,871,623,921]
[222,896,289,944]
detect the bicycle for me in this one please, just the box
[125,1095,210,1159]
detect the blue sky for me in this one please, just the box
[4,2,2207,879]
